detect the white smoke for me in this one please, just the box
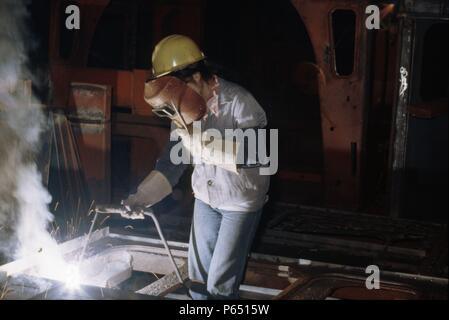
[0,0,69,278]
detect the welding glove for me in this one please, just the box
[174,128,240,174]
[121,170,172,212]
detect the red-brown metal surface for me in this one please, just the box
[275,275,420,300]
[50,65,151,114]
[291,0,370,209]
[68,83,111,203]
[331,286,418,300]
[68,83,112,121]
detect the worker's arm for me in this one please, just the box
[122,125,188,209]
[233,89,267,130]
[174,90,268,173]
[231,89,268,168]
[154,127,189,186]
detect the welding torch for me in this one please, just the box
[94,204,186,288]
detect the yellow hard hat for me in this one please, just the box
[151,35,206,78]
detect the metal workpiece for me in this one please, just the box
[95,205,186,288]
[0,228,446,300]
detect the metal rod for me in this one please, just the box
[78,211,99,265]
[94,204,187,290]
[144,209,184,285]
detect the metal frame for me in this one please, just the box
[388,0,449,218]
[291,0,371,209]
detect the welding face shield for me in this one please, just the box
[144,76,207,131]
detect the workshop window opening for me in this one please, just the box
[330,9,357,77]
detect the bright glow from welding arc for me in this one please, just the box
[64,265,81,290]
[26,249,83,291]
[22,249,81,289]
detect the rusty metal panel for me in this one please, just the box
[68,83,112,203]
[275,275,420,300]
[291,0,370,209]
[68,83,111,121]
[71,123,111,203]
[50,66,151,114]
[131,70,153,115]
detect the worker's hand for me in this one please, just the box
[121,211,145,220]
[121,170,173,211]
[118,200,142,218]
[118,204,145,220]
[95,203,145,220]
[121,194,142,210]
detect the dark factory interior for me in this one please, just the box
[0,0,448,302]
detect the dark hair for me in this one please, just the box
[171,60,215,82]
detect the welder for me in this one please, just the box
[121,35,270,300]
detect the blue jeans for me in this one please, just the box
[188,198,263,300]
